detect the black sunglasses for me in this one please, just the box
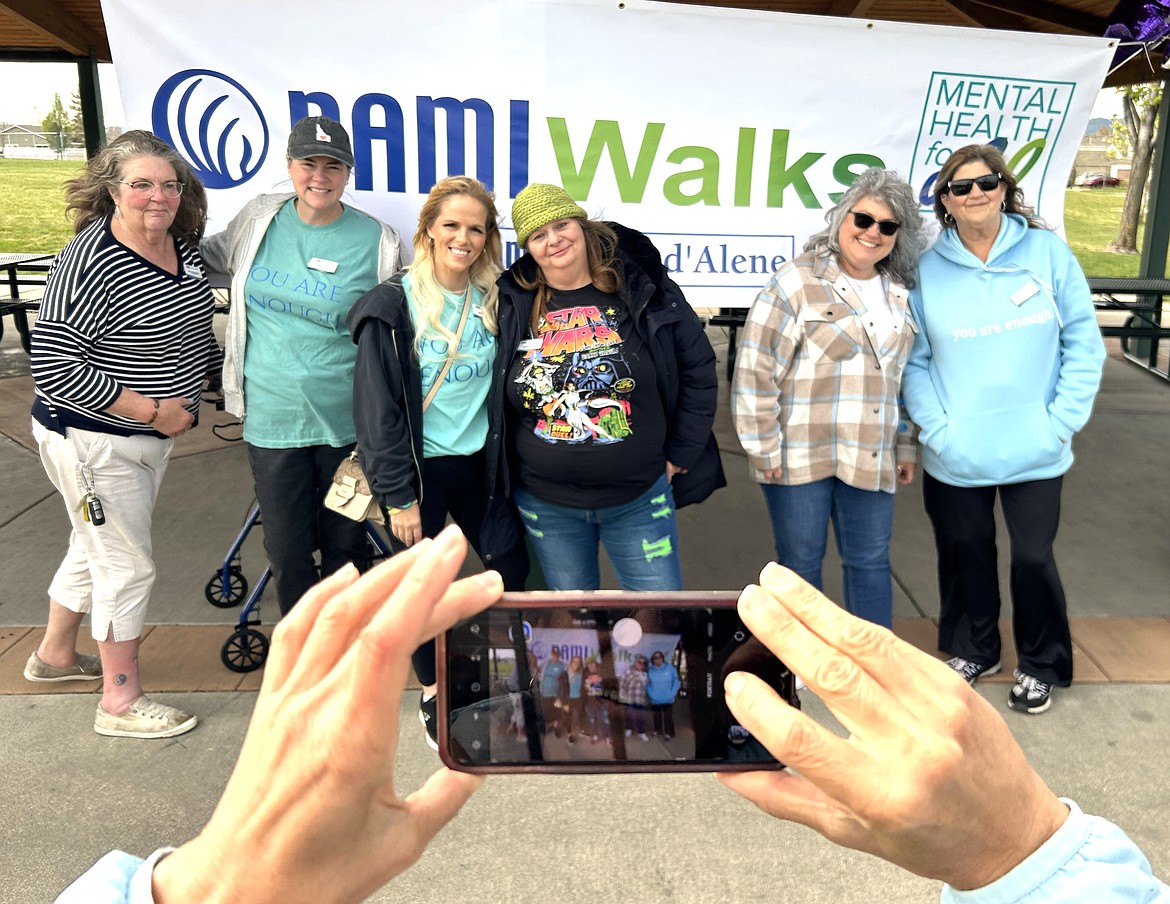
[945,173,1003,196]
[848,210,900,236]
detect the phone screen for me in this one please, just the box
[438,592,797,773]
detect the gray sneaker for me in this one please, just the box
[24,651,103,683]
[94,697,198,739]
[1008,670,1053,714]
[945,656,1002,686]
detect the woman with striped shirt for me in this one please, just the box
[26,130,216,739]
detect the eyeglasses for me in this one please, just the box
[945,173,1003,197]
[848,210,900,236]
[119,180,185,199]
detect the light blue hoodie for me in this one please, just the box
[646,659,680,704]
[903,213,1105,487]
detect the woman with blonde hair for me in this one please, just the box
[348,175,528,748]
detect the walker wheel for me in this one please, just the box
[204,568,248,608]
[221,628,269,673]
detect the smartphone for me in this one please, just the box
[437,591,799,773]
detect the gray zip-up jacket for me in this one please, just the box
[200,192,403,417]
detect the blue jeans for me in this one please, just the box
[761,478,894,628]
[513,473,683,591]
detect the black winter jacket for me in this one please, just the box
[346,274,524,563]
[346,274,424,511]
[482,222,724,554]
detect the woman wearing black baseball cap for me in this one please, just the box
[202,115,403,615]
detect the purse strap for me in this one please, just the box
[422,285,473,413]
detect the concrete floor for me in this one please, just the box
[0,322,1167,901]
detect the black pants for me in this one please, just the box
[922,472,1072,686]
[248,443,371,617]
[396,451,529,685]
[651,702,675,737]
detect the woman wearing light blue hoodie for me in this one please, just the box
[903,144,1104,716]
[646,649,681,739]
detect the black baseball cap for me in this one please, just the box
[286,115,354,167]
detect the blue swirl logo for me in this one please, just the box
[152,69,268,189]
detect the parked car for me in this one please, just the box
[1077,173,1121,188]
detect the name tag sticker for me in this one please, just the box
[308,257,339,273]
[519,338,542,351]
[183,264,203,280]
[1011,282,1039,306]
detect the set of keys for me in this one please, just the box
[74,491,106,526]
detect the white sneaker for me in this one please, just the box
[24,651,102,683]
[94,697,198,739]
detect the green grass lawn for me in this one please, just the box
[0,158,84,253]
[1063,186,1143,278]
[0,158,1154,278]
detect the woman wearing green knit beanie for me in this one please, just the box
[481,182,725,592]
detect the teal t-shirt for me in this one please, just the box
[242,201,381,447]
[404,273,496,458]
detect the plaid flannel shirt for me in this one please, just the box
[732,252,919,493]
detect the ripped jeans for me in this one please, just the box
[513,473,683,590]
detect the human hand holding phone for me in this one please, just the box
[717,562,1069,891]
[150,526,501,904]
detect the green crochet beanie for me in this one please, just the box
[511,183,587,247]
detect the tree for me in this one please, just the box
[40,93,70,158]
[1107,83,1162,254]
[68,91,86,147]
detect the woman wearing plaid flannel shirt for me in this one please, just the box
[732,167,926,628]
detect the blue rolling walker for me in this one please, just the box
[205,501,392,672]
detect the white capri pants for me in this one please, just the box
[33,419,174,642]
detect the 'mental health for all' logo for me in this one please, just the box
[909,72,1077,211]
[151,69,270,189]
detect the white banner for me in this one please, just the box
[100,0,1112,307]
[529,628,679,674]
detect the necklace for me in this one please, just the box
[843,271,881,299]
[442,282,471,304]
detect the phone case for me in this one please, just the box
[437,590,798,774]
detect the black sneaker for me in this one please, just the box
[1008,670,1052,714]
[945,656,1002,686]
[418,692,438,751]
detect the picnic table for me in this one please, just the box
[0,252,54,354]
[1088,276,1170,379]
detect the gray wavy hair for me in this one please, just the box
[64,130,208,245]
[803,167,926,290]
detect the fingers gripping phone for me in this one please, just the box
[437,591,799,773]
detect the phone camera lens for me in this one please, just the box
[733,630,746,642]
[471,682,481,692]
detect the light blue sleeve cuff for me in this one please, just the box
[941,800,1168,904]
[55,848,175,904]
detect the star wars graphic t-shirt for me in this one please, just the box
[507,284,667,508]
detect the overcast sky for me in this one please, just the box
[0,59,1126,130]
[0,61,124,126]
